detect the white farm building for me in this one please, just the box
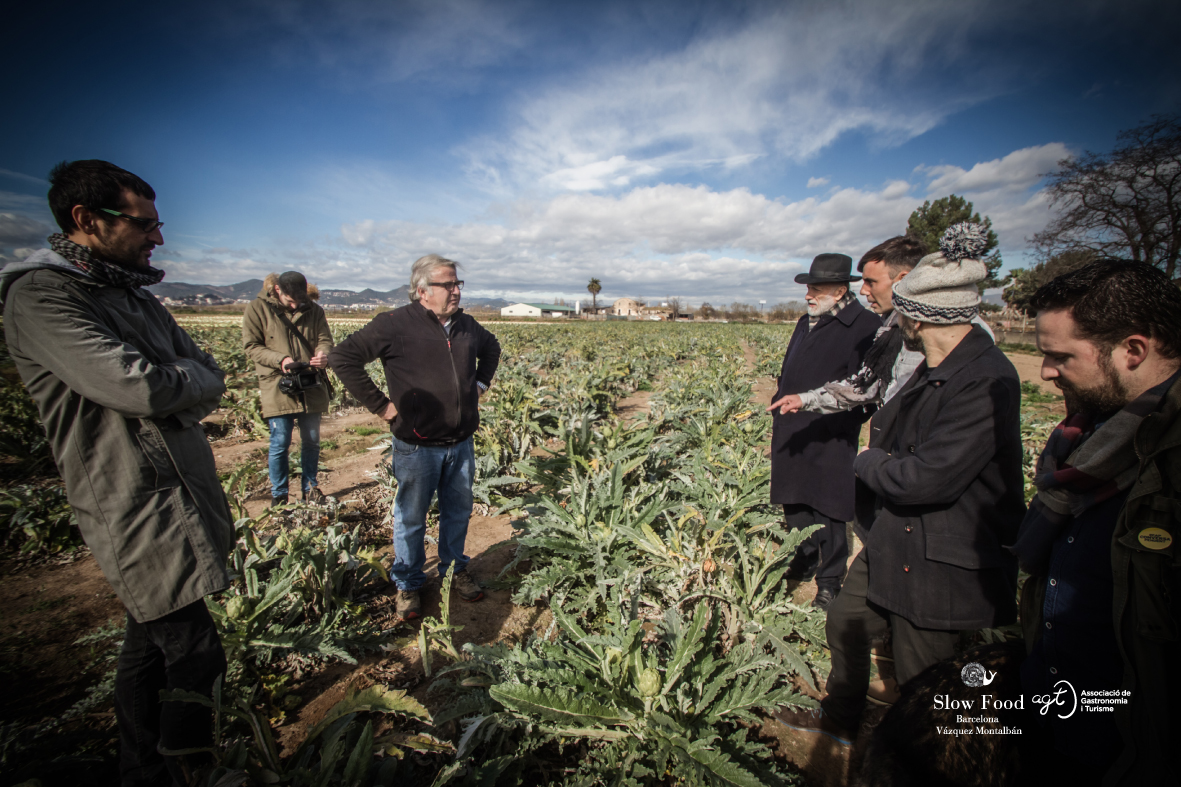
[500,302,577,318]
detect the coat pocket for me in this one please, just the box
[134,422,183,491]
[922,509,1005,569]
[925,533,1004,569]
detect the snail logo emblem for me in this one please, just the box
[961,662,997,687]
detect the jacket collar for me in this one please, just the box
[834,297,865,326]
[925,324,996,382]
[410,300,465,326]
[1135,369,1181,459]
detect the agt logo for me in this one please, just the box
[1032,679,1077,719]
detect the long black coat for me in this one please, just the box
[770,300,879,520]
[853,325,1024,630]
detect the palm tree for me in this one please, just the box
[587,278,602,313]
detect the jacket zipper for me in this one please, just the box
[430,309,462,430]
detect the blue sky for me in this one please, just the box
[1,0,1178,306]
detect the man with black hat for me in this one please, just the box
[768,253,880,609]
[242,270,334,505]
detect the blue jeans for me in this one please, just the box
[390,436,475,591]
[115,599,226,787]
[267,413,322,498]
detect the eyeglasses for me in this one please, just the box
[95,208,164,233]
[428,280,464,291]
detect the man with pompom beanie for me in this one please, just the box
[776,224,1025,744]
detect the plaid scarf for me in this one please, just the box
[1009,372,1178,574]
[48,233,165,289]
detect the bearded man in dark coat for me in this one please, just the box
[767,253,880,609]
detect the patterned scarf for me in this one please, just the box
[48,233,165,289]
[818,311,905,407]
[1009,372,1178,574]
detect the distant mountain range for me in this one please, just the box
[148,279,509,309]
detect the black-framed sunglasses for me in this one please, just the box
[428,280,464,291]
[95,207,164,233]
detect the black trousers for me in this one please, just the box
[820,549,958,730]
[782,504,848,590]
[114,599,226,787]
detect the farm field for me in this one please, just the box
[0,318,1063,786]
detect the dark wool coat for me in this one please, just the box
[770,299,880,520]
[853,325,1024,630]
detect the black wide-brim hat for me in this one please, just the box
[794,253,861,285]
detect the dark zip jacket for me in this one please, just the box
[328,302,500,445]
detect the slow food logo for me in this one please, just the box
[960,662,997,687]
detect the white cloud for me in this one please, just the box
[0,212,53,249]
[325,180,925,302]
[464,0,1015,193]
[914,143,1071,250]
[807,177,830,188]
[918,143,1069,196]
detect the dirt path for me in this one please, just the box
[1006,351,1056,394]
[615,390,653,421]
[0,557,124,726]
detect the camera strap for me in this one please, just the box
[267,301,335,397]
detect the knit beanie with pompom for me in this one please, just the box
[891,223,989,324]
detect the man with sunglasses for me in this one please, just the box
[0,160,232,786]
[330,254,501,622]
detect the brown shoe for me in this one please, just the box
[774,706,854,745]
[303,487,326,505]
[451,570,484,602]
[396,589,422,621]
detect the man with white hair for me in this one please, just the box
[766,253,880,609]
[329,254,501,621]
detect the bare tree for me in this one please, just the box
[1033,114,1181,279]
[666,296,681,320]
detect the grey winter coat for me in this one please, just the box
[853,325,1024,630]
[1,251,234,622]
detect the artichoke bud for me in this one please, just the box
[574,514,587,527]
[608,439,617,449]
[637,667,661,698]
[461,675,493,688]
[226,596,254,620]
[702,558,716,573]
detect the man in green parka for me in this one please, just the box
[242,271,334,505]
[0,160,233,786]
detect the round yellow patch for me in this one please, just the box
[1137,528,1173,550]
